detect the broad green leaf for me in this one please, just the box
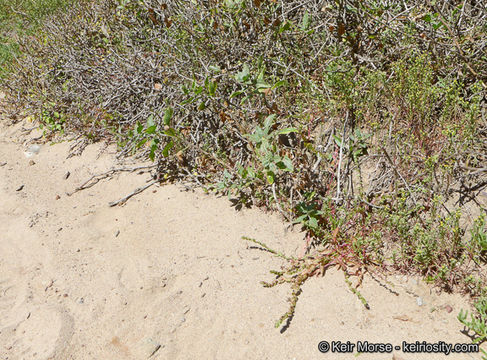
[236,63,250,83]
[163,107,173,125]
[302,11,311,31]
[308,217,318,229]
[149,138,159,161]
[136,138,148,149]
[294,214,307,223]
[136,122,143,134]
[264,114,276,130]
[281,156,294,172]
[145,125,157,134]
[256,78,271,92]
[266,171,275,184]
[162,140,173,157]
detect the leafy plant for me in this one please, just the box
[468,212,487,263]
[458,297,487,344]
[247,114,296,185]
[38,103,66,134]
[0,0,73,78]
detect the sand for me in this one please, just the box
[0,117,483,359]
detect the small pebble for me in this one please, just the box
[63,171,70,180]
[16,185,24,191]
[115,230,120,237]
[24,144,41,158]
[416,297,423,306]
[55,195,61,200]
[444,305,453,313]
[29,160,35,166]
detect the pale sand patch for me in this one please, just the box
[0,118,482,359]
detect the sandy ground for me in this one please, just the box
[0,117,484,360]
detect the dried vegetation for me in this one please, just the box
[3,0,487,338]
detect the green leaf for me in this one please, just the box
[308,216,318,229]
[194,86,203,95]
[281,156,294,172]
[277,127,297,135]
[240,95,251,104]
[423,14,431,22]
[276,161,286,170]
[181,96,195,105]
[333,134,343,147]
[236,63,250,83]
[208,80,217,96]
[272,80,287,89]
[230,90,244,98]
[149,138,159,161]
[164,128,177,137]
[162,140,173,157]
[163,107,173,125]
[136,122,143,134]
[433,22,442,30]
[146,114,155,127]
[145,125,157,134]
[301,11,311,31]
[279,21,291,34]
[294,214,307,224]
[264,114,276,130]
[256,78,271,92]
[266,171,275,184]
[136,138,148,149]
